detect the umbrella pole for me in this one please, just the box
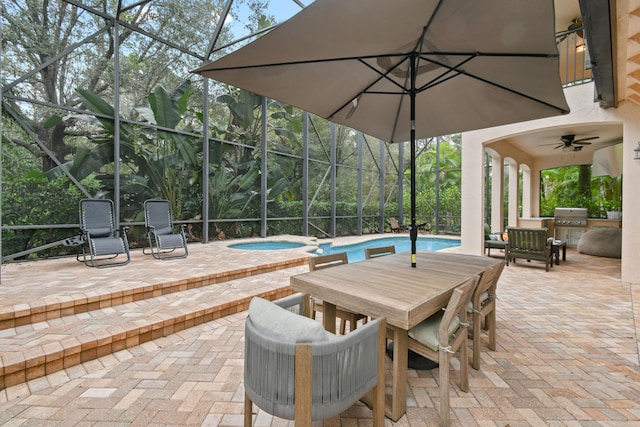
[410,53,417,268]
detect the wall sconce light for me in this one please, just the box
[635,142,640,160]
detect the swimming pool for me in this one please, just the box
[228,241,306,250]
[316,236,460,263]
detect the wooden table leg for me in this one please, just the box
[389,327,408,421]
[322,302,337,334]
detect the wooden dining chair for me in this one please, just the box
[364,245,396,259]
[467,260,505,370]
[406,275,479,427]
[308,253,368,334]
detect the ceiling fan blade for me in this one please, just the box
[573,136,599,143]
[573,141,592,145]
[553,144,565,149]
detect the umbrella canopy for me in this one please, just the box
[194,0,569,266]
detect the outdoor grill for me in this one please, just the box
[554,207,588,227]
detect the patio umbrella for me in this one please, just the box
[193,0,569,267]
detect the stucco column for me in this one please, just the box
[490,154,504,233]
[520,165,532,218]
[460,133,486,255]
[621,109,640,284]
[507,160,519,226]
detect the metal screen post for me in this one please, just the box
[261,97,268,237]
[330,123,337,238]
[357,132,363,235]
[302,113,309,236]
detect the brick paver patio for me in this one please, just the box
[0,235,639,426]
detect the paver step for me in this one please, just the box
[0,265,307,390]
[0,256,308,331]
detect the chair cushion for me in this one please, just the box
[87,227,113,237]
[466,291,489,313]
[153,226,174,235]
[408,310,460,352]
[248,297,331,342]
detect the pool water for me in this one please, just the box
[316,236,460,263]
[229,241,306,250]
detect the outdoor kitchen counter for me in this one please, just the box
[587,218,621,228]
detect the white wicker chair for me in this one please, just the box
[244,294,386,427]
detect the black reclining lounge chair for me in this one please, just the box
[143,199,189,259]
[78,198,130,268]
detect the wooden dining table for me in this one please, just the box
[289,250,502,421]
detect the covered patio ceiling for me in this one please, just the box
[489,0,623,164]
[499,122,622,161]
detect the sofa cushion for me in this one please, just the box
[577,228,622,258]
[248,297,331,342]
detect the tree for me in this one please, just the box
[403,135,462,231]
[540,165,621,217]
[1,0,232,172]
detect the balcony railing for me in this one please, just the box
[556,26,593,87]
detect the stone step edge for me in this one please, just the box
[0,285,296,390]
[0,256,308,331]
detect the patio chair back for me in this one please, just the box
[143,199,188,259]
[79,198,130,268]
[308,252,348,270]
[468,260,505,369]
[506,227,552,271]
[365,245,396,259]
[244,294,385,426]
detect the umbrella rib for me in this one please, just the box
[416,54,475,92]
[198,53,408,73]
[325,56,411,122]
[321,49,560,120]
[416,53,569,113]
[198,51,555,72]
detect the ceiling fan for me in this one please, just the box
[556,17,584,43]
[541,134,600,152]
